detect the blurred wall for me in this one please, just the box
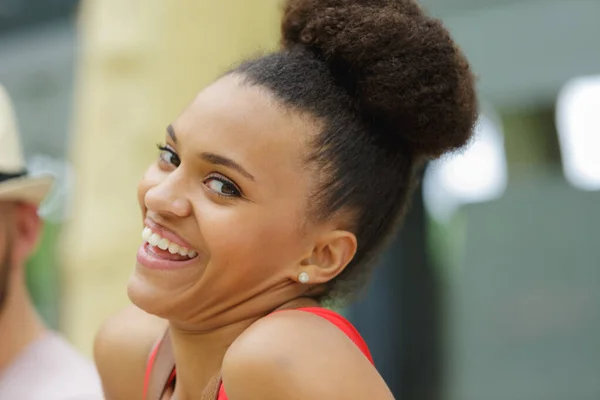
[61,0,281,355]
[418,2,600,399]
[422,0,600,109]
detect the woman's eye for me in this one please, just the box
[157,145,180,167]
[205,177,241,197]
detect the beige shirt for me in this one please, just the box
[0,332,103,399]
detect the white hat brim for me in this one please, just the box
[0,175,55,206]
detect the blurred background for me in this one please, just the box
[1,0,598,399]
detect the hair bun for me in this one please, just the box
[281,0,478,158]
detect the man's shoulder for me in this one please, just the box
[37,332,100,376]
[0,332,103,399]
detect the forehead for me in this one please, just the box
[172,75,320,190]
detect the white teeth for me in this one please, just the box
[168,243,180,254]
[157,238,170,250]
[148,233,161,247]
[142,226,198,259]
[142,227,152,241]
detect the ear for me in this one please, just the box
[297,230,357,284]
[11,203,42,265]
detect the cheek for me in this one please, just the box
[3,224,25,267]
[199,203,306,270]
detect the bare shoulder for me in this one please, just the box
[222,310,394,400]
[94,304,168,400]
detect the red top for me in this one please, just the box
[143,307,373,400]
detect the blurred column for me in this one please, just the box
[61,0,280,355]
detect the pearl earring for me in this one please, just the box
[298,272,310,284]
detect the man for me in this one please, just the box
[0,84,103,399]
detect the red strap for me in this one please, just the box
[217,383,227,399]
[143,307,372,400]
[143,343,159,400]
[293,307,374,364]
[143,341,177,400]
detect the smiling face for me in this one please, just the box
[128,75,338,328]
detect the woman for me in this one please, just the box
[94,0,478,399]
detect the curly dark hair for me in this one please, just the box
[230,0,478,304]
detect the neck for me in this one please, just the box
[170,297,319,400]
[0,275,47,372]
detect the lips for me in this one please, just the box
[136,222,200,270]
[142,227,197,258]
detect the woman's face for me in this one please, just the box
[128,75,326,328]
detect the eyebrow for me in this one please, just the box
[168,124,254,182]
[167,124,177,143]
[200,152,255,182]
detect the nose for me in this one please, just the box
[144,170,192,218]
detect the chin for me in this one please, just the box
[127,271,159,316]
[127,265,180,319]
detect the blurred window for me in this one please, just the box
[423,113,508,222]
[556,74,600,191]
